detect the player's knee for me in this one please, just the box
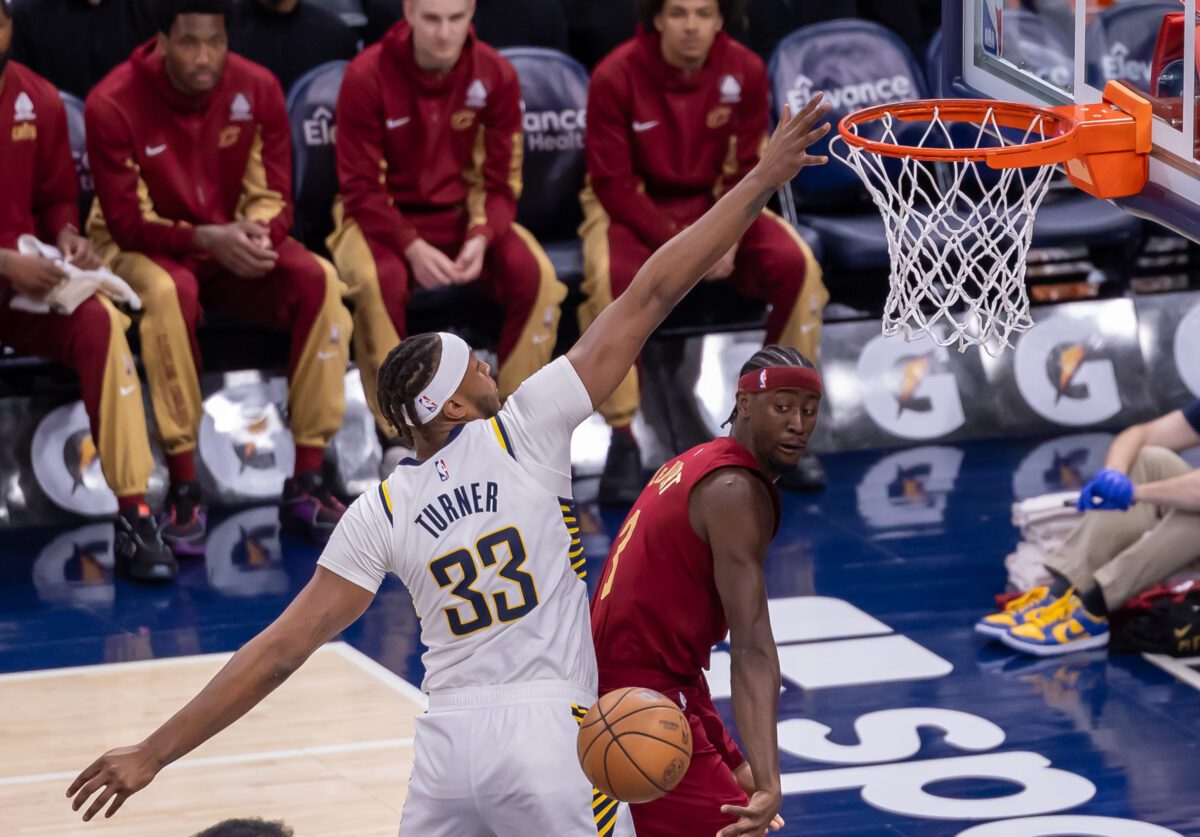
[375,260,409,318]
[66,298,116,359]
[763,247,807,300]
[291,256,331,308]
[140,267,199,325]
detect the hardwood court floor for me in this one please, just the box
[0,643,425,835]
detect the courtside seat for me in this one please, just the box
[500,47,589,288]
[768,20,931,311]
[1084,0,1179,92]
[287,60,347,255]
[59,91,93,227]
[306,0,368,29]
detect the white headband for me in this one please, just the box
[407,332,471,425]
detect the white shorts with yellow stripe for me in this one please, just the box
[398,682,635,836]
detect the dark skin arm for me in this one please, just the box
[690,468,782,837]
[66,568,375,821]
[567,95,830,409]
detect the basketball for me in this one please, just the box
[576,687,693,803]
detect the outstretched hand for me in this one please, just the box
[1076,468,1134,511]
[755,94,833,189]
[66,744,160,821]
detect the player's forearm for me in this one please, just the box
[729,639,782,796]
[140,632,309,769]
[1104,424,1149,473]
[1134,470,1200,513]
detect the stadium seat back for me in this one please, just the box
[768,19,929,210]
[500,47,589,242]
[1084,0,1179,92]
[59,91,93,225]
[307,0,367,28]
[1003,8,1074,90]
[286,60,348,252]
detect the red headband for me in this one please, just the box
[738,366,823,397]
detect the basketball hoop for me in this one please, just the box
[830,81,1151,352]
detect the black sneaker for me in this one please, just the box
[599,432,645,506]
[161,480,207,556]
[281,470,347,543]
[115,506,178,582]
[777,453,827,493]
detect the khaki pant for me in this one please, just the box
[1047,446,1200,608]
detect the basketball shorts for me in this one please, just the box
[398,682,635,837]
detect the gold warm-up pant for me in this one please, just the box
[0,296,154,497]
[577,191,828,428]
[99,239,351,455]
[327,207,565,437]
[1048,447,1200,608]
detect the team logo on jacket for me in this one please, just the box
[14,91,36,121]
[451,109,477,131]
[219,126,241,148]
[12,91,36,139]
[230,92,253,122]
[436,459,450,482]
[466,79,488,109]
[719,74,742,104]
[706,106,732,128]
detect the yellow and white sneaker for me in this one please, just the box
[1000,590,1109,657]
[975,586,1054,639]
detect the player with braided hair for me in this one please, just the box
[374,332,443,449]
[69,95,831,832]
[591,342,822,836]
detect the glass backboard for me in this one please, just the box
[944,0,1200,241]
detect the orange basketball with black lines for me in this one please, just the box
[576,687,692,803]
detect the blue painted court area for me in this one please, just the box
[3,436,1200,835]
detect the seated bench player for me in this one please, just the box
[86,0,352,550]
[0,0,174,581]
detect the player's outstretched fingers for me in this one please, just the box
[68,768,108,815]
[83,785,119,822]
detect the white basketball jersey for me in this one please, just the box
[317,358,597,694]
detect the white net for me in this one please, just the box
[831,104,1060,353]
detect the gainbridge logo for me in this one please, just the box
[857,334,965,440]
[1014,317,1120,426]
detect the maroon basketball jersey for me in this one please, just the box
[590,437,781,693]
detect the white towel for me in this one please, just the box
[9,235,140,315]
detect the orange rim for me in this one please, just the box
[837,98,1079,166]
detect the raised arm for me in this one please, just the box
[66,567,375,821]
[566,95,830,409]
[691,468,782,837]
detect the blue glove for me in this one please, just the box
[1076,468,1134,511]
